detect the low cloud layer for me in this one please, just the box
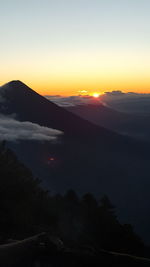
[0,115,63,142]
[45,92,150,114]
[45,95,100,107]
[100,91,150,113]
[100,91,150,102]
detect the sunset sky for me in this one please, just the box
[0,0,150,95]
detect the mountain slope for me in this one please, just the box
[66,103,150,140]
[0,81,118,138]
[1,81,150,243]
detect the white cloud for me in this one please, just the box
[0,115,63,142]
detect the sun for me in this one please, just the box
[93,93,100,98]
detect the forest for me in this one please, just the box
[0,141,146,259]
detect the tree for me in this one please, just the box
[0,142,55,238]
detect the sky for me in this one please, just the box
[0,0,150,95]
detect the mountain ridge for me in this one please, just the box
[1,80,150,242]
[0,80,119,138]
[66,103,150,141]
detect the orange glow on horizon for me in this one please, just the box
[28,77,150,96]
[0,39,150,96]
[1,77,150,97]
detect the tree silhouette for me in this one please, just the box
[0,142,145,256]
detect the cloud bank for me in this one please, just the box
[100,91,150,113]
[45,95,100,107]
[45,92,150,114]
[0,115,63,142]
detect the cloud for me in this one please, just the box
[45,92,150,114]
[100,91,150,102]
[100,91,150,113]
[0,115,63,142]
[45,95,100,107]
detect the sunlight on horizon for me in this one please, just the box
[0,0,150,95]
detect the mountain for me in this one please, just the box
[0,81,115,137]
[1,80,150,242]
[66,103,150,141]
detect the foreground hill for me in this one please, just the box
[0,81,150,242]
[0,233,149,266]
[0,142,146,264]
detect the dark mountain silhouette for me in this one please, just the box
[1,80,150,242]
[66,103,150,141]
[0,80,117,138]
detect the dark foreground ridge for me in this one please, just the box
[0,233,150,267]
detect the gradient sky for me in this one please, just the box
[0,0,150,95]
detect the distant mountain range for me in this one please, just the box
[1,80,150,243]
[66,104,150,141]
